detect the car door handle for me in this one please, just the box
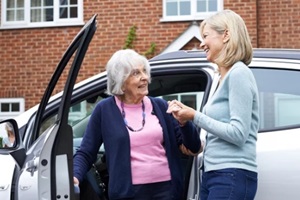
[0,184,9,191]
[26,159,38,176]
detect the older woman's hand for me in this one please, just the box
[166,100,196,126]
[179,141,204,156]
[74,177,79,185]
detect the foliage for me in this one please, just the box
[143,42,156,58]
[123,25,137,49]
[123,25,156,58]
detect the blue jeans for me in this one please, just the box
[200,168,257,200]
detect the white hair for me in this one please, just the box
[106,49,151,95]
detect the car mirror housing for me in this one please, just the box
[0,119,26,169]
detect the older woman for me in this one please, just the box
[73,49,201,200]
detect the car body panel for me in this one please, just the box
[256,128,300,199]
[0,155,15,200]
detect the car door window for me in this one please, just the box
[161,92,204,110]
[39,95,104,137]
[251,68,300,131]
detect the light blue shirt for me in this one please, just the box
[194,61,259,173]
[2,137,13,147]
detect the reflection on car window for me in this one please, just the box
[68,96,102,127]
[39,95,104,137]
[161,92,204,111]
[252,68,300,131]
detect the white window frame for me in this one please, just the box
[0,0,84,29]
[161,0,223,22]
[0,98,25,120]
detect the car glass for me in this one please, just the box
[39,95,104,137]
[251,68,300,131]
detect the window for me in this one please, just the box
[1,0,83,29]
[39,95,103,135]
[162,92,204,111]
[252,68,300,131]
[0,98,25,120]
[162,0,223,22]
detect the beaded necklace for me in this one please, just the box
[121,100,146,132]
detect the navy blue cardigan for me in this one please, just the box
[73,96,200,199]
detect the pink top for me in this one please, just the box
[115,96,171,184]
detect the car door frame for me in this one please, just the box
[14,14,97,200]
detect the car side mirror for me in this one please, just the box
[0,119,26,169]
[0,120,16,148]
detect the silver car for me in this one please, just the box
[1,14,300,200]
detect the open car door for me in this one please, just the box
[8,15,97,200]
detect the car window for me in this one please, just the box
[251,68,300,131]
[161,92,204,111]
[39,95,104,136]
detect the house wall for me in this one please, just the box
[0,0,299,110]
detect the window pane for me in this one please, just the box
[208,0,217,11]
[70,0,78,5]
[276,94,300,126]
[180,1,191,15]
[162,95,178,102]
[1,103,9,112]
[71,103,81,112]
[70,7,78,18]
[17,10,25,20]
[17,0,24,7]
[44,8,53,21]
[7,0,15,8]
[40,115,57,135]
[181,95,197,109]
[251,68,300,130]
[6,10,15,21]
[166,2,178,16]
[11,103,20,112]
[197,0,207,12]
[31,9,41,22]
[60,7,68,18]
[31,0,41,7]
[44,0,53,6]
[60,0,68,6]
[68,96,102,127]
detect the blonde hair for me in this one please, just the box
[5,123,14,136]
[200,10,253,67]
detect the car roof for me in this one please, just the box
[253,48,300,60]
[149,48,300,62]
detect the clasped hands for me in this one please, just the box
[166,100,195,127]
[167,100,202,156]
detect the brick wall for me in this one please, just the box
[0,0,299,110]
[257,0,300,48]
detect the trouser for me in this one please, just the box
[120,180,172,200]
[200,168,258,200]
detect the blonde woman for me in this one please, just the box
[3,123,15,148]
[167,10,259,200]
